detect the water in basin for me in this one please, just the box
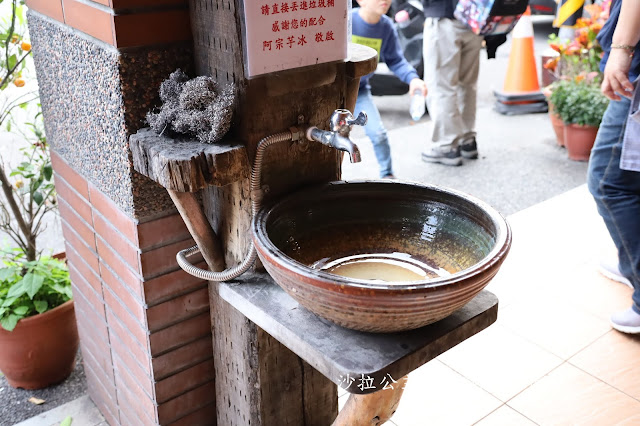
[311,252,451,282]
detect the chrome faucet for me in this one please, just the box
[305,109,367,163]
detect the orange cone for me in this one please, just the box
[494,7,548,115]
[503,7,540,93]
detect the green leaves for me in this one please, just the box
[13,305,28,315]
[551,79,609,127]
[22,273,45,298]
[0,255,72,331]
[34,300,47,314]
[43,164,52,181]
[6,273,45,299]
[1,314,19,332]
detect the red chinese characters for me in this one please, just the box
[261,0,333,15]
[260,1,337,53]
[263,31,335,50]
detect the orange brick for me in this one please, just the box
[152,336,213,380]
[26,0,64,22]
[113,9,190,48]
[157,381,216,424]
[149,312,211,356]
[63,0,114,45]
[51,151,89,199]
[146,287,209,332]
[155,359,214,403]
[89,183,138,245]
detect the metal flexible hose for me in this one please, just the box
[176,131,294,282]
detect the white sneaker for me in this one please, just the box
[611,307,640,334]
[599,260,633,288]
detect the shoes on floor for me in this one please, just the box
[599,259,633,288]
[421,146,463,166]
[460,135,479,159]
[611,307,640,334]
[382,174,396,179]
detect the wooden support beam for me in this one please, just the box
[167,190,226,272]
[332,376,408,426]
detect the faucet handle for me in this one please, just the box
[347,111,367,127]
[329,109,368,134]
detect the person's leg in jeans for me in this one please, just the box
[587,96,640,331]
[354,88,393,178]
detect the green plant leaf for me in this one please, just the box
[1,297,17,308]
[60,416,73,426]
[21,273,45,299]
[1,314,19,331]
[43,164,52,181]
[7,54,17,70]
[0,267,17,281]
[33,190,43,205]
[7,280,26,299]
[13,305,28,315]
[34,300,47,313]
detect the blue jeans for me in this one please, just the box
[354,88,393,178]
[587,96,640,313]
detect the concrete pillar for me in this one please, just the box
[26,1,217,424]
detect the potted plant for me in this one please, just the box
[552,78,609,161]
[0,0,78,389]
[545,80,567,146]
[543,3,608,147]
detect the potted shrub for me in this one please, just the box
[554,78,609,161]
[543,3,608,147]
[0,0,78,389]
[0,251,77,389]
[546,80,567,146]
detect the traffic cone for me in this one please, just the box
[494,7,548,115]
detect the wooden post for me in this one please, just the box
[332,376,408,426]
[187,0,377,423]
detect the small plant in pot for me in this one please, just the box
[551,77,609,161]
[0,0,78,389]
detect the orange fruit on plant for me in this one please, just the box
[14,78,25,87]
[21,41,31,51]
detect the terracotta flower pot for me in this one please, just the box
[0,299,79,389]
[563,123,598,161]
[549,110,565,147]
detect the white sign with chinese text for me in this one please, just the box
[243,0,348,77]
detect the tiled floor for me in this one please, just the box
[339,185,640,425]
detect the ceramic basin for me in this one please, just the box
[252,180,511,333]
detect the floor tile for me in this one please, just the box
[14,395,105,426]
[475,405,537,426]
[498,294,611,360]
[552,263,633,321]
[438,324,562,402]
[338,392,349,411]
[509,363,640,425]
[390,360,501,426]
[570,330,640,400]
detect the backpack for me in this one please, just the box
[454,0,529,35]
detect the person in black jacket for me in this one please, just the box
[421,0,483,166]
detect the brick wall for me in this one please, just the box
[52,152,217,424]
[25,0,191,49]
[24,0,221,419]
[51,151,217,424]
